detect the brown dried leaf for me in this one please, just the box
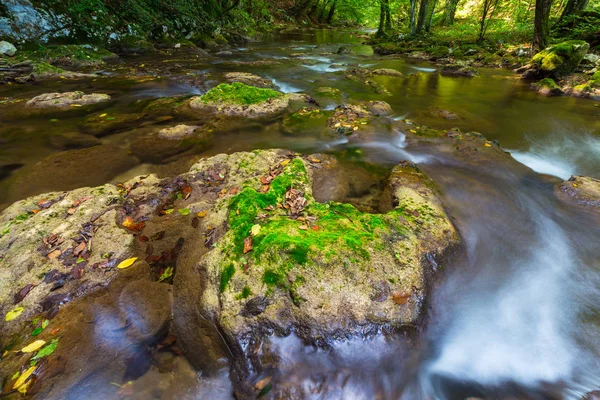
[47,249,62,259]
[243,236,253,254]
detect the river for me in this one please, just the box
[1,29,599,399]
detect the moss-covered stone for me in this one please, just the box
[172,149,459,397]
[188,83,290,118]
[531,78,563,96]
[281,107,334,136]
[12,45,117,68]
[531,40,590,77]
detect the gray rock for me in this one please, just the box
[26,91,111,108]
[0,40,17,56]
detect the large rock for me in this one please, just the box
[518,40,590,78]
[555,175,600,212]
[26,91,111,108]
[188,83,290,118]
[0,40,17,56]
[440,64,479,77]
[172,150,459,398]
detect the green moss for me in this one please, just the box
[15,45,115,66]
[32,62,64,75]
[200,82,282,106]
[531,40,590,76]
[235,285,252,300]
[226,157,409,291]
[220,264,236,292]
[593,71,600,82]
[536,78,561,90]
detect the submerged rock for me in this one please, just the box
[440,64,479,77]
[26,91,111,108]
[372,68,404,77]
[315,86,342,98]
[429,106,462,120]
[224,72,274,88]
[131,124,212,164]
[10,144,138,200]
[48,132,102,150]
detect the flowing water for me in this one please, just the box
[1,29,599,399]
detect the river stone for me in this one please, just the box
[224,72,274,88]
[188,94,291,118]
[10,144,138,200]
[429,106,462,120]
[555,175,600,212]
[49,132,102,150]
[363,100,393,116]
[26,91,111,108]
[440,64,479,77]
[0,40,17,56]
[315,86,342,98]
[372,68,404,77]
[130,125,212,164]
[119,280,173,343]
[171,149,459,398]
[531,78,563,96]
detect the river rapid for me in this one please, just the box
[1,29,599,399]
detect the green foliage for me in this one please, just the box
[553,10,600,44]
[536,78,561,89]
[220,264,236,292]
[200,83,283,106]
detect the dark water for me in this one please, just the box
[1,29,600,399]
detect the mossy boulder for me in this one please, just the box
[12,45,117,68]
[315,86,342,98]
[116,36,156,54]
[528,40,590,78]
[188,82,290,118]
[172,150,459,397]
[531,78,563,96]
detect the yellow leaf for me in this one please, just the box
[484,143,491,147]
[70,104,82,107]
[197,210,207,218]
[251,224,261,236]
[18,379,33,394]
[280,159,290,166]
[117,257,138,269]
[5,306,24,321]
[409,130,416,133]
[12,366,36,390]
[334,122,341,128]
[100,113,107,118]
[21,340,46,353]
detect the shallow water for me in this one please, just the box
[1,29,600,399]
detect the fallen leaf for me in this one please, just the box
[67,208,76,215]
[158,266,174,282]
[311,225,320,231]
[14,283,35,304]
[12,365,36,390]
[298,225,308,230]
[47,249,62,259]
[178,208,191,216]
[251,224,261,236]
[392,291,410,305]
[99,113,107,118]
[280,159,290,166]
[32,338,59,361]
[122,217,145,232]
[484,142,491,147]
[17,377,34,394]
[255,376,272,390]
[5,306,24,321]
[197,210,207,218]
[21,340,46,353]
[117,257,138,269]
[243,237,253,254]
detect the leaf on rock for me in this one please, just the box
[117,257,138,269]
[251,224,261,236]
[21,340,46,353]
[14,284,35,304]
[178,208,191,216]
[158,267,174,282]
[122,216,145,232]
[12,365,36,390]
[5,306,24,321]
[32,338,59,361]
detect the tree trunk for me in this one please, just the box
[384,0,392,31]
[442,0,460,25]
[377,0,386,36]
[326,0,337,23]
[558,0,589,23]
[416,0,430,34]
[410,0,418,34]
[533,0,552,51]
[427,0,438,31]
